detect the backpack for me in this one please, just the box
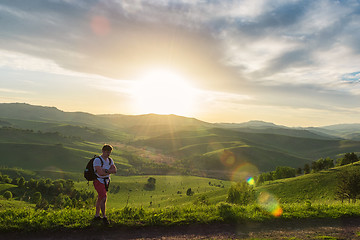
[84,155,103,181]
[84,155,113,181]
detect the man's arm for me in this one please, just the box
[109,163,117,174]
[95,166,108,176]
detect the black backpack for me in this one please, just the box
[84,155,103,181]
[84,155,113,181]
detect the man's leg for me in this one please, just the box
[100,196,107,218]
[93,180,107,218]
[95,197,102,216]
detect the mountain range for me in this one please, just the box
[0,102,359,179]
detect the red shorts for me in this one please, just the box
[93,179,107,200]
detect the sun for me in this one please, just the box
[131,69,197,116]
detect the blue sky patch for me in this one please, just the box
[342,72,360,83]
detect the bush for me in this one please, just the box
[227,181,255,205]
[217,202,237,221]
[336,169,360,203]
[186,188,194,196]
[144,177,156,191]
[273,166,296,179]
[194,195,209,205]
[32,192,42,204]
[337,152,359,166]
[311,157,334,172]
[3,191,12,200]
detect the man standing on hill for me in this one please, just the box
[93,144,117,225]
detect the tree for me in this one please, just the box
[337,153,359,166]
[32,192,42,204]
[273,166,296,180]
[18,177,26,188]
[11,178,19,185]
[26,178,38,189]
[336,169,360,203]
[1,175,11,184]
[256,171,275,185]
[256,174,265,185]
[303,164,310,174]
[3,191,12,200]
[186,188,194,196]
[311,157,334,172]
[144,177,156,190]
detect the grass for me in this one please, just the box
[77,175,230,209]
[2,166,360,232]
[257,162,360,203]
[0,199,34,209]
[1,201,360,232]
[0,141,132,180]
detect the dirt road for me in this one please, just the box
[2,217,360,240]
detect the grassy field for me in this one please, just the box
[2,163,360,232]
[257,162,360,204]
[2,201,360,232]
[0,140,132,180]
[76,175,230,209]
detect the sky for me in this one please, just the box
[0,0,360,127]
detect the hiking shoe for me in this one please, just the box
[92,216,101,222]
[102,217,110,225]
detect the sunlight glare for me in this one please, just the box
[131,69,197,116]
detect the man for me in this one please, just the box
[93,144,117,224]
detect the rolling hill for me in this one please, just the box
[133,127,360,178]
[1,102,360,180]
[0,103,209,138]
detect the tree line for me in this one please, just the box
[0,173,95,209]
[226,152,360,205]
[256,152,359,185]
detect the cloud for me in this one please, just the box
[1,0,360,121]
[0,88,31,94]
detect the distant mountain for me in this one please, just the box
[305,124,360,140]
[215,120,286,129]
[0,103,209,138]
[215,121,336,140]
[100,113,211,137]
[0,102,110,128]
[2,103,358,140]
[322,123,360,131]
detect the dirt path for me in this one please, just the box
[2,217,360,240]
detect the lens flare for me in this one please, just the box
[246,177,255,186]
[207,142,224,153]
[231,162,259,182]
[257,191,283,217]
[91,16,111,36]
[220,150,236,167]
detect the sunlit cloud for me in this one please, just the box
[0,0,359,125]
[0,88,31,94]
[0,50,92,78]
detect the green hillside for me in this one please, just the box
[1,102,360,181]
[257,162,360,203]
[133,127,360,176]
[76,175,230,209]
[0,143,91,172]
[0,118,128,142]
